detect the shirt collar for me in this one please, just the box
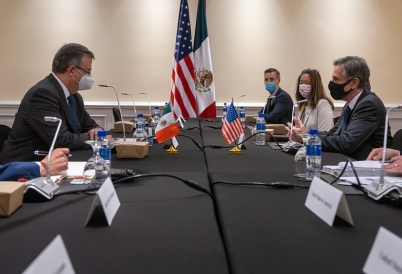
[270,87,279,97]
[52,72,71,101]
[348,90,363,110]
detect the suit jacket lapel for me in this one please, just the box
[47,73,76,132]
[347,89,369,124]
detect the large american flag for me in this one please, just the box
[222,102,243,144]
[170,0,197,118]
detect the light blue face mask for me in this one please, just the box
[265,82,276,93]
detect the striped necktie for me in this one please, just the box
[341,105,351,134]
[67,95,78,133]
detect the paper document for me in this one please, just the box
[338,161,389,169]
[339,176,402,187]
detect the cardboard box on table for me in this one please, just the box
[114,121,134,133]
[0,182,24,216]
[267,124,287,135]
[115,141,149,158]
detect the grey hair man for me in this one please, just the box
[291,56,392,160]
[0,43,101,163]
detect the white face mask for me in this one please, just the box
[72,67,94,90]
[299,84,311,98]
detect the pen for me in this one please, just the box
[34,150,72,157]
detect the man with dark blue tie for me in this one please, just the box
[290,56,392,160]
[0,43,101,163]
[258,68,293,125]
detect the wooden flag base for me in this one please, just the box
[166,145,178,153]
[229,146,242,153]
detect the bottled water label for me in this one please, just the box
[256,123,265,131]
[306,145,321,156]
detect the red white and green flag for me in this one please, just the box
[155,103,181,143]
[194,0,216,118]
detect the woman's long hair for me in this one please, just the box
[295,68,334,110]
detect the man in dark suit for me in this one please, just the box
[0,43,101,163]
[291,56,392,160]
[258,68,293,125]
[0,148,68,181]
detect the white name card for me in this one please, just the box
[172,137,179,148]
[363,227,402,274]
[85,177,121,226]
[23,235,75,274]
[238,133,245,149]
[305,177,353,226]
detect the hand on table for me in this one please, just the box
[40,148,69,176]
[366,148,400,161]
[384,156,402,175]
[87,128,101,140]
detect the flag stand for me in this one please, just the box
[166,145,178,153]
[230,141,241,153]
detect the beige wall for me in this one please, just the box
[0,0,402,105]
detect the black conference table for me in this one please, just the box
[0,119,229,274]
[201,120,402,274]
[1,118,402,273]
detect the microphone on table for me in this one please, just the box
[140,92,152,124]
[236,94,246,110]
[99,84,127,141]
[121,92,137,121]
[281,99,307,152]
[366,104,402,200]
[24,116,62,202]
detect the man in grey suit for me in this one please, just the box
[290,56,392,160]
[0,43,101,163]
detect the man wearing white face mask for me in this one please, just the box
[0,43,101,163]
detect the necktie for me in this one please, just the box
[67,95,78,133]
[266,97,272,114]
[341,105,351,134]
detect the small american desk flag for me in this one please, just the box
[222,102,243,144]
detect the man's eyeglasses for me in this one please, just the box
[74,66,92,76]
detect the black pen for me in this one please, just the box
[34,150,72,157]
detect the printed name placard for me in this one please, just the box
[238,133,245,149]
[23,235,75,274]
[363,227,402,274]
[172,137,179,148]
[85,177,121,226]
[305,177,353,226]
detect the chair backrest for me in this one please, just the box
[333,116,340,125]
[393,129,402,151]
[0,125,11,152]
[112,107,122,123]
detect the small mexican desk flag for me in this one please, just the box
[155,103,181,143]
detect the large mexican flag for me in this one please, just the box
[194,0,216,118]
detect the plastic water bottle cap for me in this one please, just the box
[155,106,159,109]
[309,129,318,134]
[224,102,227,105]
[240,106,244,109]
[138,113,144,118]
[258,113,264,118]
[98,130,106,137]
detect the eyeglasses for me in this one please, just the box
[74,66,92,76]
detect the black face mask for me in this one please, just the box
[328,79,354,100]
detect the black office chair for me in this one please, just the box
[0,124,11,152]
[333,116,340,125]
[393,129,402,151]
[112,107,122,123]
